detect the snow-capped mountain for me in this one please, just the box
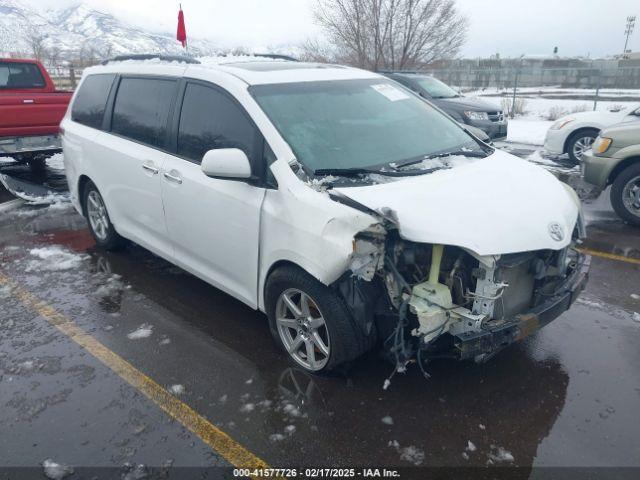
[0,0,218,60]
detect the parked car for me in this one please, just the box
[0,58,72,168]
[62,55,589,374]
[544,104,640,163]
[383,72,508,140]
[582,122,640,226]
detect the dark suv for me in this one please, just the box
[384,72,508,140]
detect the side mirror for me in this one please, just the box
[201,148,251,180]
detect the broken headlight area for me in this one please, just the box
[335,229,589,377]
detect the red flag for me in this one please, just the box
[177,5,187,48]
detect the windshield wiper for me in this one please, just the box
[394,150,489,169]
[314,167,384,177]
[313,166,442,178]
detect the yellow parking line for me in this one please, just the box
[0,272,269,470]
[577,248,640,266]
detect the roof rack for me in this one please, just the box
[377,70,424,74]
[251,53,299,62]
[101,54,201,65]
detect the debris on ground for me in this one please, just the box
[269,433,285,442]
[240,403,255,413]
[633,312,640,323]
[466,441,477,452]
[630,294,640,300]
[126,324,153,340]
[381,416,394,425]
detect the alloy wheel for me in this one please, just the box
[275,288,330,371]
[86,190,109,241]
[572,136,595,160]
[622,174,640,218]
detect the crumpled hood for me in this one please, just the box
[334,150,579,256]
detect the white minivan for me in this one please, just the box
[62,55,590,374]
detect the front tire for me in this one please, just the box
[265,266,372,373]
[610,163,640,227]
[566,129,598,163]
[82,181,126,249]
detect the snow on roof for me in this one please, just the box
[89,54,379,86]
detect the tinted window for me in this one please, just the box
[0,62,45,89]
[112,78,177,148]
[178,83,259,164]
[71,74,115,129]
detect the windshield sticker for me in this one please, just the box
[371,84,410,102]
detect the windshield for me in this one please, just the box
[251,78,477,173]
[412,76,459,99]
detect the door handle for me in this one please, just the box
[142,163,159,175]
[163,171,182,184]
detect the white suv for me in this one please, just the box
[62,55,589,374]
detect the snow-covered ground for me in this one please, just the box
[462,89,640,146]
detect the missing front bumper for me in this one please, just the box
[450,252,591,361]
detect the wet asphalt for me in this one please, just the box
[0,156,639,478]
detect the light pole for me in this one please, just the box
[623,16,636,56]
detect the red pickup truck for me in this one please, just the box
[0,59,72,168]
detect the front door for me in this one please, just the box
[161,82,266,307]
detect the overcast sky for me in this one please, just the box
[27,0,640,58]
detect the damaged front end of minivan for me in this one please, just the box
[332,206,590,374]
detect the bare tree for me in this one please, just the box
[23,27,48,61]
[308,0,467,70]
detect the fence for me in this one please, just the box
[424,65,640,91]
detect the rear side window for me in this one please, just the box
[0,62,45,89]
[177,83,260,164]
[71,74,115,129]
[111,77,177,149]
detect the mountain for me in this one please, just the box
[0,0,218,60]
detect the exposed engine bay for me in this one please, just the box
[334,220,589,378]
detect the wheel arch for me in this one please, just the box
[77,174,93,217]
[563,126,600,153]
[608,156,640,186]
[260,257,337,312]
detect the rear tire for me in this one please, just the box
[566,129,598,163]
[610,163,640,227]
[82,181,126,249]
[265,265,372,373]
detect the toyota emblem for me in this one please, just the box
[548,222,565,242]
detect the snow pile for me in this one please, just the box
[198,55,286,66]
[633,312,640,324]
[631,294,640,300]
[126,324,153,340]
[25,247,88,272]
[239,403,255,413]
[388,440,425,466]
[46,154,65,171]
[168,384,185,395]
[0,285,11,299]
[381,416,394,425]
[487,446,515,464]
[42,459,74,480]
[94,274,125,299]
[269,433,285,442]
